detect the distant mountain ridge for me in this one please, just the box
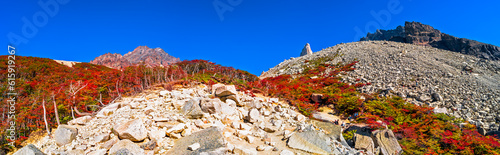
[361,21,500,60]
[91,46,180,69]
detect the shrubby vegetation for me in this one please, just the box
[245,59,500,154]
[0,57,256,152]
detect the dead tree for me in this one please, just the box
[52,97,60,126]
[51,87,63,126]
[67,81,87,119]
[42,99,50,135]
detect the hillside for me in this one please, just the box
[90,46,180,69]
[0,56,255,154]
[4,42,500,154]
[20,84,364,155]
[262,41,500,132]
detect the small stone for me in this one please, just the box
[236,130,252,139]
[249,100,263,109]
[256,145,266,151]
[67,149,85,155]
[274,106,283,112]
[167,127,226,155]
[12,144,45,155]
[144,107,155,115]
[226,99,237,107]
[231,122,240,129]
[194,119,204,128]
[434,107,448,114]
[287,131,333,154]
[269,98,279,103]
[188,143,200,151]
[94,133,110,143]
[264,125,277,133]
[112,119,148,142]
[140,139,157,150]
[225,143,235,151]
[245,135,255,143]
[159,90,169,97]
[280,149,294,155]
[113,148,130,155]
[234,146,258,155]
[101,137,119,150]
[88,149,107,155]
[295,115,306,122]
[54,125,78,146]
[200,98,222,114]
[109,139,145,155]
[173,100,185,110]
[372,129,403,155]
[181,99,204,119]
[240,123,252,131]
[311,93,323,103]
[148,129,166,141]
[262,110,271,116]
[68,116,92,125]
[181,127,192,137]
[166,123,186,135]
[417,94,432,102]
[169,133,182,139]
[247,108,261,123]
[129,102,140,109]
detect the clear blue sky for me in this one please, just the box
[2,0,499,75]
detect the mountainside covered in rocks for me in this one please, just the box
[91,46,180,69]
[13,84,382,155]
[360,21,500,60]
[8,42,500,154]
[262,41,500,133]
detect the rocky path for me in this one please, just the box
[12,84,401,155]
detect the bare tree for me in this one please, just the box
[42,99,50,135]
[67,80,87,119]
[52,97,60,126]
[51,87,63,126]
[115,80,122,99]
[97,93,105,106]
[73,106,92,116]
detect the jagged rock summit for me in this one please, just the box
[91,46,180,69]
[300,43,313,56]
[361,21,500,60]
[90,53,131,69]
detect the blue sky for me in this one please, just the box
[2,0,499,75]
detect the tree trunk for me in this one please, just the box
[71,107,75,120]
[73,106,92,116]
[52,97,60,125]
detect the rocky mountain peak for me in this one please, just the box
[90,53,132,70]
[300,43,313,56]
[91,46,180,69]
[361,21,500,60]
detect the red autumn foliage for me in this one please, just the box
[0,56,256,151]
[1,55,499,154]
[243,58,500,154]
